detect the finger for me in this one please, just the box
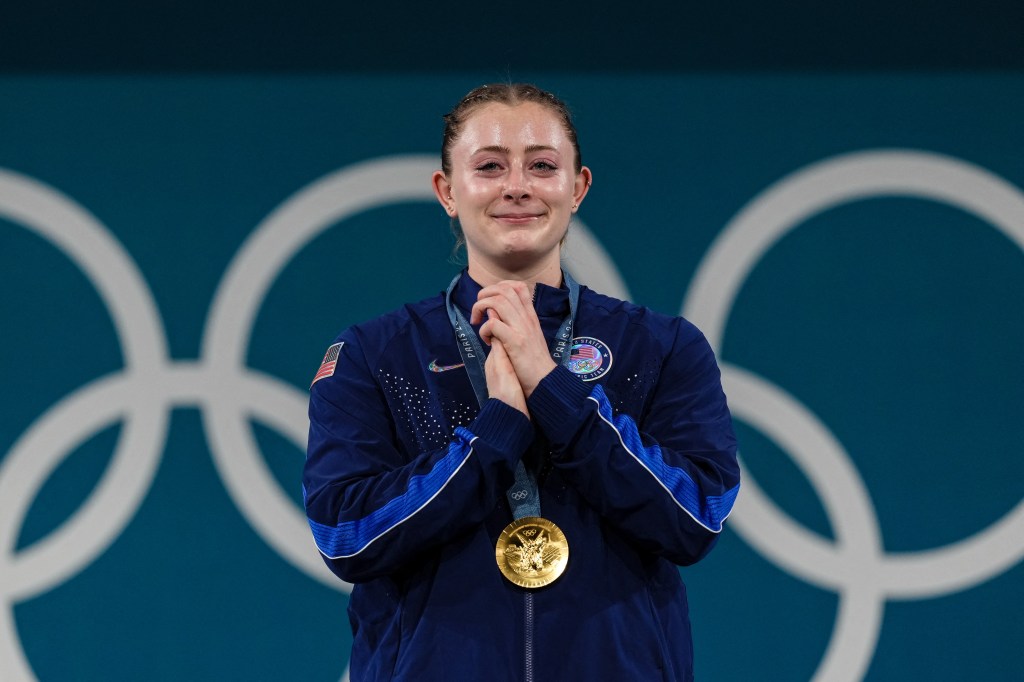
[471,292,530,329]
[478,309,502,345]
[478,280,530,301]
[484,339,529,416]
[470,298,503,327]
[510,280,533,309]
[469,301,488,325]
[480,307,532,350]
[487,335,509,363]
[472,281,532,324]
[470,298,506,325]
[470,290,512,325]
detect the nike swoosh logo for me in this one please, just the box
[428,359,466,373]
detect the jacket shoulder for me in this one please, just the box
[580,287,706,351]
[324,292,447,373]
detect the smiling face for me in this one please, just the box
[433,101,592,286]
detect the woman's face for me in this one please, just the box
[434,101,591,281]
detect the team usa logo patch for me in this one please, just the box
[568,337,612,381]
[310,342,344,387]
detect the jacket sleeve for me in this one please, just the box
[303,330,534,583]
[527,325,740,566]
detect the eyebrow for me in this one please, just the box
[472,144,559,156]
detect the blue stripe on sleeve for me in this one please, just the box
[587,385,738,533]
[307,427,477,559]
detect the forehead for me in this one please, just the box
[455,101,569,151]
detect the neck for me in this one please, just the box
[467,258,563,289]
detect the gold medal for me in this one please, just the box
[495,516,569,589]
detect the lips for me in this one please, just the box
[492,212,543,223]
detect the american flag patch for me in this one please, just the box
[572,344,600,360]
[311,342,344,387]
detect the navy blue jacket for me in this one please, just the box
[304,271,740,681]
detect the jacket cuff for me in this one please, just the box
[468,398,535,455]
[527,365,593,443]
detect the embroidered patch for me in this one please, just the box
[310,342,344,387]
[568,337,612,381]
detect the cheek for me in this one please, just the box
[542,177,575,202]
[455,176,497,203]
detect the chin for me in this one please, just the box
[505,226,567,251]
[499,245,546,264]
[502,237,560,258]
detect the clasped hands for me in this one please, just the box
[470,281,558,419]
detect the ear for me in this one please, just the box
[432,170,457,216]
[571,167,593,213]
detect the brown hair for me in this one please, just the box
[440,83,583,177]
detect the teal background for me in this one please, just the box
[2,70,1023,680]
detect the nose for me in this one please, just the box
[503,167,530,201]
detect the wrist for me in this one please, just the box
[521,358,558,398]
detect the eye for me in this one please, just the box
[476,161,503,172]
[531,160,558,172]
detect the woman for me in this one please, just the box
[304,83,740,681]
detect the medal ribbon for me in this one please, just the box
[444,271,580,520]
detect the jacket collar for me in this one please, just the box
[450,269,571,320]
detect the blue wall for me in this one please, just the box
[1,64,1023,682]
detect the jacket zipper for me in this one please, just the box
[524,592,534,682]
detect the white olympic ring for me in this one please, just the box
[0,156,625,682]
[683,149,1024,681]
[0,170,172,678]
[2,150,1021,681]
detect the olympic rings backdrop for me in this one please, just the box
[2,74,1023,681]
